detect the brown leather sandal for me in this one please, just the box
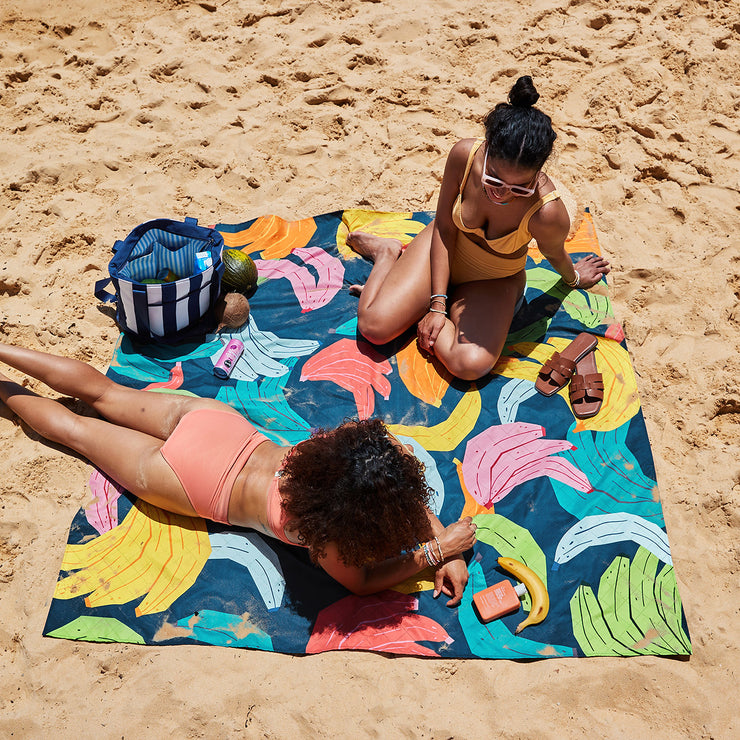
[569,351,604,418]
[535,333,599,397]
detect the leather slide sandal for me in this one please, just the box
[535,332,599,397]
[569,351,604,419]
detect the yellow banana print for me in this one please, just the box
[494,337,639,433]
[55,500,211,616]
[392,570,436,595]
[387,388,481,451]
[336,209,427,260]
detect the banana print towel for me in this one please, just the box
[44,209,691,659]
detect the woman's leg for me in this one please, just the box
[431,271,526,381]
[0,373,197,515]
[347,223,434,344]
[0,343,236,440]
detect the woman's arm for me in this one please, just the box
[532,202,610,289]
[417,140,470,353]
[318,515,477,604]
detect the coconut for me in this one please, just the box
[214,292,250,332]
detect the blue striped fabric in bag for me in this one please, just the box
[95,217,225,341]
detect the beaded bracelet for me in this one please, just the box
[422,542,432,566]
[422,541,440,567]
[564,270,581,288]
[428,541,440,566]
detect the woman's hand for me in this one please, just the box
[438,516,477,558]
[571,254,611,289]
[417,310,447,353]
[433,555,469,607]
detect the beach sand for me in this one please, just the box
[1,0,738,737]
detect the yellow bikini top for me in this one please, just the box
[451,139,561,256]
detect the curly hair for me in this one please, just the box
[278,418,433,567]
[484,75,557,171]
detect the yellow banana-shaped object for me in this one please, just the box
[387,388,481,451]
[497,556,550,634]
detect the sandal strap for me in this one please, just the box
[570,373,604,401]
[538,352,577,385]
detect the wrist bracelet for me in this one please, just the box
[430,293,448,301]
[434,536,444,561]
[422,542,432,567]
[428,308,447,316]
[428,541,440,566]
[564,270,581,288]
[423,540,440,567]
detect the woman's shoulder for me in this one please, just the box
[528,176,571,240]
[442,138,482,185]
[448,137,482,161]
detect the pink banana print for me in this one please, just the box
[85,469,124,534]
[254,246,344,312]
[306,591,453,655]
[300,338,392,419]
[142,362,184,391]
[462,422,592,508]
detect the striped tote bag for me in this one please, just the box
[95,217,225,341]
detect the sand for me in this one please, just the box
[1,0,738,737]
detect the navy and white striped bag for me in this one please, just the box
[95,217,225,341]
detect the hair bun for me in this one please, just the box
[508,75,540,107]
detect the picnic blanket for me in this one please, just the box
[44,209,692,658]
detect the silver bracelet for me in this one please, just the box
[564,270,581,288]
[428,308,447,316]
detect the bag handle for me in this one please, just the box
[94,277,117,303]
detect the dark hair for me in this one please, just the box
[484,75,556,170]
[279,418,432,567]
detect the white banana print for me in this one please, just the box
[208,315,319,381]
[209,531,286,611]
[554,513,672,568]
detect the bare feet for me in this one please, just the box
[346,231,403,263]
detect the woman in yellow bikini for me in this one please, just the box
[348,76,610,380]
[0,343,476,605]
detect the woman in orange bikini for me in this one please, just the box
[348,76,611,380]
[0,343,476,605]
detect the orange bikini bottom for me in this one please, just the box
[160,408,268,525]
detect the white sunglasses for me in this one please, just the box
[481,148,539,197]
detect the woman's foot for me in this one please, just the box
[346,231,403,263]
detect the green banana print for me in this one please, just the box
[473,512,547,610]
[526,266,615,329]
[570,546,691,657]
